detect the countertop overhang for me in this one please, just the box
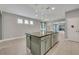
[26,31,58,38]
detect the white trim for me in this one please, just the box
[0,35,26,43]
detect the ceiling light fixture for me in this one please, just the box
[52,7,55,10]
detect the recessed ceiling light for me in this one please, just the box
[52,7,55,10]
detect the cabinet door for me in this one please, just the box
[41,38,46,55]
[53,34,56,45]
[46,36,50,52]
[52,34,54,46]
[31,36,40,55]
[26,35,31,49]
[49,35,52,47]
[53,34,58,45]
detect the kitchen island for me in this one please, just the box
[26,32,58,55]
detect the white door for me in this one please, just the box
[67,18,79,42]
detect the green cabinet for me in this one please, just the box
[26,32,58,55]
[46,36,51,52]
[26,34,31,49]
[31,36,40,55]
[53,33,58,45]
[30,35,52,55]
[50,34,52,47]
[41,37,46,55]
[41,35,52,55]
[52,34,54,46]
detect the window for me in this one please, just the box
[30,21,34,25]
[24,20,29,24]
[17,18,23,24]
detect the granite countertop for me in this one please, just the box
[31,32,52,37]
[26,31,57,37]
[26,31,57,38]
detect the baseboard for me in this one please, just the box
[0,35,26,43]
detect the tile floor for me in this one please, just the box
[47,31,79,55]
[0,38,26,55]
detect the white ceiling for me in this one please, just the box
[0,4,79,21]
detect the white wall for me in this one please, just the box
[66,9,79,42]
[2,11,40,39]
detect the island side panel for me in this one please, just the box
[31,35,41,55]
[41,34,52,55]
